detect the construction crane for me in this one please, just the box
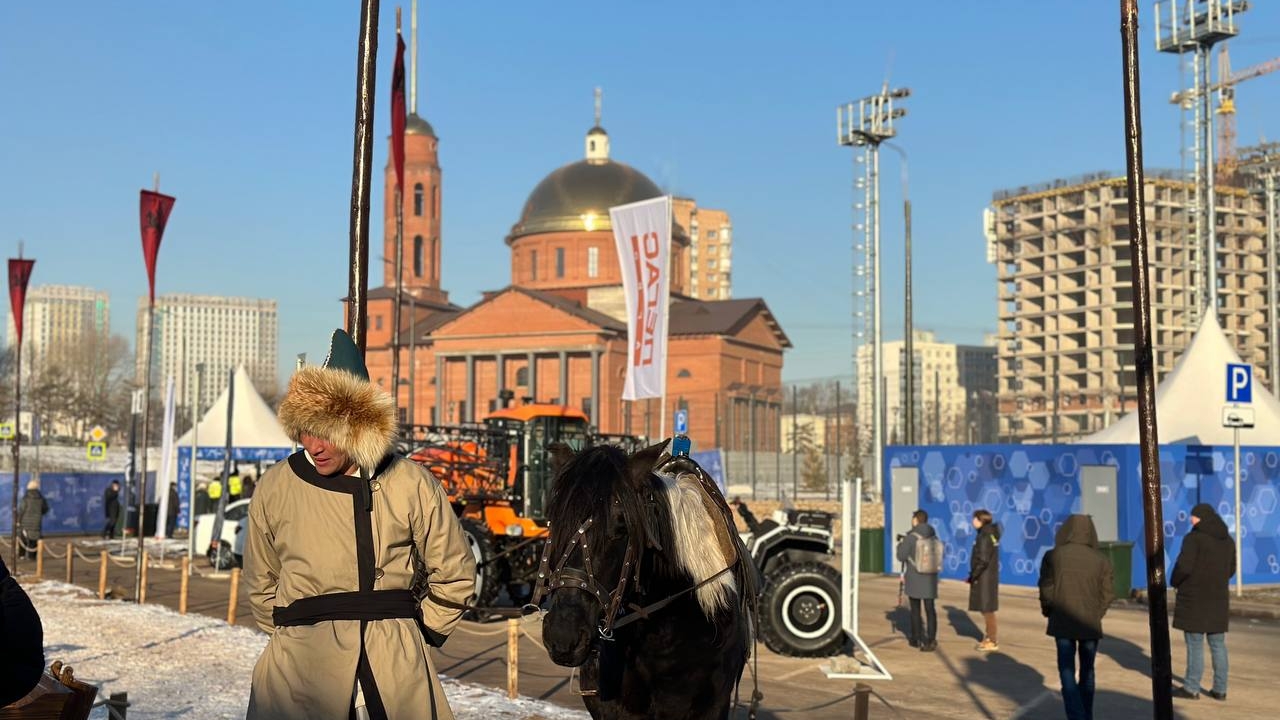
[1170,45,1280,183]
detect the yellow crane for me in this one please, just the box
[1170,45,1280,184]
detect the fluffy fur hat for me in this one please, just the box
[277,330,397,472]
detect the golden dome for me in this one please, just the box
[507,159,664,241]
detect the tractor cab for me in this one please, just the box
[482,404,589,521]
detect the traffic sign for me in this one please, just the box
[674,409,689,435]
[1222,406,1255,429]
[89,425,107,442]
[1226,363,1253,404]
[86,442,107,460]
[0,422,13,440]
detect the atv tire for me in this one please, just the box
[759,561,844,657]
[460,518,502,617]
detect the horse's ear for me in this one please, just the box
[625,441,667,488]
[546,442,576,478]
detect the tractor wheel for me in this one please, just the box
[759,561,844,657]
[460,518,502,616]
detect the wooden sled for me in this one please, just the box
[0,661,99,720]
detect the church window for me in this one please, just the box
[375,315,383,331]
[531,250,538,280]
[516,366,529,387]
[587,247,599,278]
[414,184,424,216]
[677,369,692,378]
[432,185,439,219]
[555,248,565,278]
[414,236,424,277]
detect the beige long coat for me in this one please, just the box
[245,452,476,720]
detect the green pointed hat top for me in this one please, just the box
[322,329,370,381]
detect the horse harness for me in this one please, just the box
[528,514,736,641]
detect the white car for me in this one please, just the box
[193,499,251,569]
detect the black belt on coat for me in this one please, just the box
[272,589,417,627]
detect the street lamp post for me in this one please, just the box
[838,85,909,502]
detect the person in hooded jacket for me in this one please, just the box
[1039,514,1114,720]
[895,509,940,651]
[1170,503,1235,702]
[967,508,1002,652]
[102,480,121,539]
[16,481,49,559]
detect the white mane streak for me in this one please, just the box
[657,471,736,617]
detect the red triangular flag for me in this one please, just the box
[391,31,407,193]
[140,190,176,303]
[7,258,35,346]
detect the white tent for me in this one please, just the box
[176,365,292,449]
[1082,315,1280,445]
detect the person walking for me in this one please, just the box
[245,329,476,720]
[15,481,49,560]
[968,508,1002,652]
[102,480,121,539]
[1039,514,1115,720]
[1171,503,1235,701]
[896,509,943,652]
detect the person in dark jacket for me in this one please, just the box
[1039,514,1115,720]
[895,509,941,651]
[968,508,1002,652]
[15,481,49,559]
[0,554,44,707]
[103,480,121,539]
[166,483,180,537]
[1171,503,1235,701]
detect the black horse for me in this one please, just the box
[536,442,755,720]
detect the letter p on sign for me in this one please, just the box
[1227,363,1252,404]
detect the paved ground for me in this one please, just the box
[8,538,1280,719]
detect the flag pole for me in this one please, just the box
[390,7,405,425]
[136,274,155,598]
[8,245,33,573]
[1120,2,1173,716]
[346,0,382,354]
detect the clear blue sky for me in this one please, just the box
[2,1,1278,388]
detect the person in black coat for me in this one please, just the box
[103,480,121,539]
[1039,514,1114,720]
[15,481,49,559]
[1171,503,1235,701]
[0,554,44,707]
[166,483,180,537]
[967,509,1002,652]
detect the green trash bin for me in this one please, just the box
[858,527,885,574]
[1097,541,1134,600]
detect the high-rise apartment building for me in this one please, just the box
[5,285,110,372]
[857,330,997,446]
[136,294,279,412]
[673,197,733,300]
[985,171,1271,442]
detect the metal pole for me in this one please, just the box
[136,302,156,600]
[408,297,417,427]
[1201,44,1219,315]
[1234,424,1242,598]
[187,362,203,572]
[904,197,914,445]
[835,380,842,502]
[870,143,883,505]
[10,334,21,571]
[345,0,381,353]
[791,385,798,499]
[391,188,404,420]
[1120,2,1173,715]
[1052,354,1060,444]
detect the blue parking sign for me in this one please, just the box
[674,409,688,435]
[1226,363,1252,404]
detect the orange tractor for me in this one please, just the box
[401,403,643,609]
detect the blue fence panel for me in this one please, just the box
[1,472,153,536]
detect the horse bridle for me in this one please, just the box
[528,515,642,640]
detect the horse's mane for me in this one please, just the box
[547,444,736,618]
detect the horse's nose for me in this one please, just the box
[542,602,593,667]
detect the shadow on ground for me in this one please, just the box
[945,605,984,642]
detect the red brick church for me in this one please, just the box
[355,100,789,452]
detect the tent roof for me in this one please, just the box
[1081,315,1280,445]
[175,366,293,449]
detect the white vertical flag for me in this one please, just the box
[155,376,177,538]
[611,196,672,401]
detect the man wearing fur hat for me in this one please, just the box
[245,329,476,720]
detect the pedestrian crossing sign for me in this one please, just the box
[0,422,13,440]
[86,441,107,461]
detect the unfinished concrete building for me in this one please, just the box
[985,171,1271,443]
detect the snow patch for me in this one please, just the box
[25,581,588,719]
